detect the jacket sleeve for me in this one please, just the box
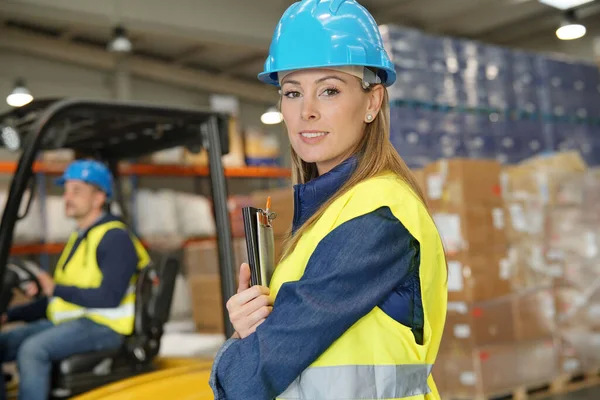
[6,297,49,323]
[209,205,420,400]
[52,228,139,308]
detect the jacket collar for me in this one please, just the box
[292,156,357,234]
[77,212,120,238]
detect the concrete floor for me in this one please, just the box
[542,385,599,399]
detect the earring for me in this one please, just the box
[366,114,373,122]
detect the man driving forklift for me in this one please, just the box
[0,159,150,400]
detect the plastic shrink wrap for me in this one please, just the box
[135,189,180,241]
[174,192,216,238]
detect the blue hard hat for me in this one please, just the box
[55,159,113,199]
[258,0,396,87]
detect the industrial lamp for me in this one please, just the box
[261,106,283,125]
[556,10,587,40]
[6,78,33,108]
[107,25,132,53]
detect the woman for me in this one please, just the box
[209,0,448,399]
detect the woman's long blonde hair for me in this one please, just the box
[278,83,431,262]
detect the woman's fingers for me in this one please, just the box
[227,285,270,311]
[237,263,251,293]
[238,306,273,338]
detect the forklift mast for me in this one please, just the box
[0,98,237,337]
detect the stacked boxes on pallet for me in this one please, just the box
[422,159,556,398]
[418,151,600,399]
[503,152,600,376]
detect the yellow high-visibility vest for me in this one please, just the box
[269,172,448,399]
[46,220,150,335]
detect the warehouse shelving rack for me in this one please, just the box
[4,161,290,257]
[0,110,291,264]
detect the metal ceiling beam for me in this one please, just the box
[476,1,600,45]
[372,0,420,21]
[171,45,206,66]
[219,52,266,74]
[427,0,543,36]
[473,9,559,44]
[0,27,278,104]
[0,0,272,52]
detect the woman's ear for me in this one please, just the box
[365,85,385,122]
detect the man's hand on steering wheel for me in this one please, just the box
[35,270,55,297]
[23,282,39,297]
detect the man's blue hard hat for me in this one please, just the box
[55,159,113,199]
[258,0,397,87]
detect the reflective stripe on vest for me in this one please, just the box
[48,284,136,323]
[279,364,433,399]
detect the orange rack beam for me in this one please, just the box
[0,161,291,179]
[10,237,228,256]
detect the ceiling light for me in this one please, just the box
[556,10,586,40]
[6,78,33,108]
[261,107,283,125]
[107,25,132,53]
[556,22,586,40]
[539,0,593,10]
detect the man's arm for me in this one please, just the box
[52,229,139,308]
[209,206,420,400]
[6,297,49,322]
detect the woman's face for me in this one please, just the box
[280,69,383,175]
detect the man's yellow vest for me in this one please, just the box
[46,220,151,335]
[269,172,448,400]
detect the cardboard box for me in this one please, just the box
[514,288,556,342]
[442,299,516,351]
[508,242,559,291]
[424,159,503,209]
[446,254,511,303]
[502,151,587,207]
[558,328,600,372]
[555,286,600,331]
[189,274,225,334]
[432,205,508,257]
[437,338,558,399]
[504,198,546,243]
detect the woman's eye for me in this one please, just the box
[323,88,340,96]
[283,91,301,98]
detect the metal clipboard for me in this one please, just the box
[242,200,277,287]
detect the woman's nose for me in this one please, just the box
[301,98,320,121]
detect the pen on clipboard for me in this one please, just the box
[264,196,271,225]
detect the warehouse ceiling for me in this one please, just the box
[1,0,600,103]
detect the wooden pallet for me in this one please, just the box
[446,368,600,400]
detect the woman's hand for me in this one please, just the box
[227,263,273,339]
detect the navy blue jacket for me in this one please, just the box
[7,213,139,323]
[209,157,424,399]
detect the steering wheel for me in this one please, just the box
[6,257,44,300]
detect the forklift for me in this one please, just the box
[0,98,241,399]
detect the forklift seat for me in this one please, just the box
[50,254,181,399]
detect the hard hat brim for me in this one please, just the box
[258,64,396,87]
